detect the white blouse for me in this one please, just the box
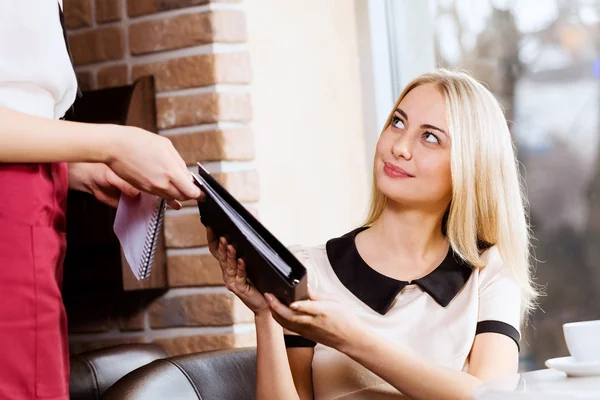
[0,0,78,119]
[286,227,522,399]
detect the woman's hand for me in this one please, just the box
[206,227,269,316]
[104,125,202,202]
[266,289,365,351]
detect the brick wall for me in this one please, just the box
[63,0,258,356]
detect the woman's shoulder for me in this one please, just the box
[476,244,517,287]
[287,243,328,266]
[479,244,502,266]
[287,244,330,292]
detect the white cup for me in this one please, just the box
[563,320,600,363]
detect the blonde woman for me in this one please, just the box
[206,68,538,399]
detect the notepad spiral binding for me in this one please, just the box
[138,198,166,279]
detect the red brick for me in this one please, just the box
[129,11,246,55]
[149,292,253,328]
[153,332,255,356]
[156,92,251,129]
[64,0,92,29]
[210,9,246,43]
[214,52,251,83]
[212,170,260,202]
[167,253,223,287]
[69,27,125,66]
[96,0,122,23]
[164,212,207,248]
[97,64,129,89]
[119,312,146,331]
[168,129,254,165]
[132,53,251,92]
[127,0,241,17]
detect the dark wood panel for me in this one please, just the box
[63,76,167,293]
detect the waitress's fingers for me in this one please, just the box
[166,199,182,210]
[170,170,202,200]
[166,146,202,200]
[105,168,140,198]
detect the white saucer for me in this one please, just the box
[545,356,600,377]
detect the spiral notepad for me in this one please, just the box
[113,192,166,280]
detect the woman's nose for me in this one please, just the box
[391,134,413,160]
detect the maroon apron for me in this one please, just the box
[0,162,70,400]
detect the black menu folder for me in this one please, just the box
[192,162,308,306]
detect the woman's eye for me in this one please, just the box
[423,132,439,144]
[391,116,405,129]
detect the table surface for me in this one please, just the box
[473,369,600,399]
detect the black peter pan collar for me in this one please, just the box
[325,227,473,314]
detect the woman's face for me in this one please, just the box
[374,83,452,210]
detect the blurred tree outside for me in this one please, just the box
[431,0,600,369]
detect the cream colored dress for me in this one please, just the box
[285,227,521,399]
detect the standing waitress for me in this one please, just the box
[0,1,202,399]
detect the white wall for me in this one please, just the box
[245,0,370,246]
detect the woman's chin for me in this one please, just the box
[376,186,412,205]
[376,179,411,199]
[376,184,436,209]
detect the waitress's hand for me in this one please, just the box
[206,227,270,317]
[68,162,183,209]
[104,126,203,202]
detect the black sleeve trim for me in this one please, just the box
[476,320,520,351]
[284,334,316,348]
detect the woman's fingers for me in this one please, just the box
[167,199,182,210]
[225,245,238,278]
[104,167,140,198]
[271,309,314,330]
[235,256,248,283]
[211,235,244,290]
[289,300,322,316]
[206,227,219,256]
[266,293,315,325]
[217,237,228,263]
[266,294,294,319]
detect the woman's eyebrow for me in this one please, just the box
[422,124,448,136]
[396,108,447,136]
[396,108,408,121]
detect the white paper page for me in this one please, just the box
[113,192,161,280]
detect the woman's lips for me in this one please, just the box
[383,162,414,178]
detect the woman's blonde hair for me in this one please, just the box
[365,68,538,320]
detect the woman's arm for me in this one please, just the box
[340,327,517,400]
[205,231,313,399]
[0,106,200,201]
[288,347,315,400]
[255,313,314,400]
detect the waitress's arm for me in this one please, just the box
[0,105,133,163]
[0,106,201,201]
